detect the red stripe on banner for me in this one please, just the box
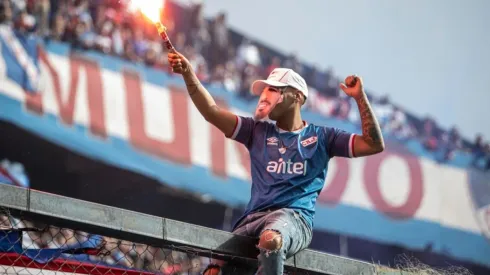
[24,91,43,115]
[235,143,251,180]
[318,157,350,206]
[0,253,155,275]
[363,152,424,219]
[24,49,107,139]
[124,70,191,165]
[70,55,107,139]
[211,99,228,178]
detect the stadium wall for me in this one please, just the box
[0,37,489,268]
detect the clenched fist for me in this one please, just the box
[340,75,364,99]
[167,51,191,74]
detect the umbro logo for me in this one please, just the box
[267,137,278,146]
[301,136,318,147]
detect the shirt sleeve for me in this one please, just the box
[325,127,357,158]
[227,115,256,148]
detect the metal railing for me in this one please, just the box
[0,183,402,275]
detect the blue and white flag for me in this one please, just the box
[0,25,41,93]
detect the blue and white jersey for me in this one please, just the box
[229,116,356,230]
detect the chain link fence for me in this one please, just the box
[1,206,334,275]
[0,207,248,275]
[0,208,477,275]
[1,184,416,275]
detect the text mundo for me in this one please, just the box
[266,158,307,175]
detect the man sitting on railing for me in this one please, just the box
[168,51,385,275]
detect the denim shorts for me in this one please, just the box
[233,208,313,259]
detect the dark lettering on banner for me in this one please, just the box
[123,70,191,165]
[207,98,251,180]
[235,142,251,180]
[363,152,424,219]
[25,49,107,138]
[25,91,43,115]
[318,157,350,206]
[69,55,106,138]
[211,99,227,178]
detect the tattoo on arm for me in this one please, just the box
[182,71,202,97]
[355,94,384,147]
[186,83,200,96]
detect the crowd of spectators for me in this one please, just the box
[0,0,488,170]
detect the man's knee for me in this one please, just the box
[258,230,282,252]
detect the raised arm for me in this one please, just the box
[168,52,237,137]
[340,75,385,157]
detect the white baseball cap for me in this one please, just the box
[251,68,308,99]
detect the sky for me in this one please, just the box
[176,0,490,140]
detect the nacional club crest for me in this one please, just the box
[301,136,318,147]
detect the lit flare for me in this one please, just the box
[128,0,164,23]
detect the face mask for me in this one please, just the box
[253,91,284,120]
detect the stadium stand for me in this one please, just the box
[1,0,487,170]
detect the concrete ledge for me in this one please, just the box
[0,184,383,275]
[29,190,164,240]
[0,184,28,212]
[289,249,376,275]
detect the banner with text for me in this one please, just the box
[0,35,489,267]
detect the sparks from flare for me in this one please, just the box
[127,0,164,23]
